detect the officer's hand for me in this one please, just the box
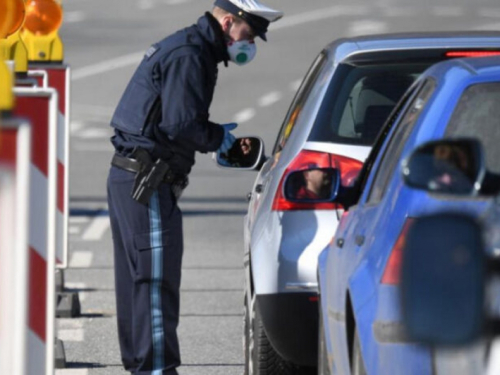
[219,123,238,154]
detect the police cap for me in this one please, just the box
[214,0,283,41]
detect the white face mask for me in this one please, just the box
[227,40,257,66]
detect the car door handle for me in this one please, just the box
[355,235,365,246]
[255,184,264,193]
[336,238,344,248]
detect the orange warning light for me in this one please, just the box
[2,0,26,38]
[24,0,63,36]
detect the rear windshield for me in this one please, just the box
[445,82,500,174]
[308,63,431,146]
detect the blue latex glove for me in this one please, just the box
[219,123,238,154]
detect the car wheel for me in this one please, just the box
[245,294,309,375]
[317,300,331,375]
[352,329,367,375]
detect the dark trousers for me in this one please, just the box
[107,166,183,375]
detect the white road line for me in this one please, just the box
[347,20,388,37]
[380,6,419,17]
[58,329,84,342]
[473,22,500,31]
[478,8,500,18]
[70,121,84,134]
[138,0,155,10]
[55,369,88,375]
[64,282,88,302]
[272,5,369,32]
[164,0,190,4]
[71,5,369,81]
[69,251,93,268]
[431,6,463,17]
[69,216,90,224]
[233,108,256,123]
[289,79,301,92]
[58,320,84,329]
[73,143,112,152]
[72,52,144,81]
[73,104,115,118]
[64,11,86,23]
[82,216,110,241]
[487,339,500,375]
[78,128,111,139]
[68,226,81,235]
[258,91,282,107]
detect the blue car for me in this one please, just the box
[317,55,500,375]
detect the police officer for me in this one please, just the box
[107,1,283,374]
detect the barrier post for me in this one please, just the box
[13,86,58,375]
[0,119,32,375]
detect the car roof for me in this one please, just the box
[325,31,500,65]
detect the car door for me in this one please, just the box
[326,79,435,375]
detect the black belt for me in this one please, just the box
[111,153,186,185]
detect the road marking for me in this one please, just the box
[69,216,90,224]
[473,22,500,31]
[65,11,86,23]
[68,226,81,235]
[165,0,190,4]
[55,369,88,375]
[431,6,463,17]
[78,128,111,139]
[70,121,84,134]
[82,216,110,241]
[347,20,388,37]
[478,8,500,18]
[69,251,93,268]
[258,91,282,107]
[272,5,369,32]
[289,79,301,92]
[233,108,256,123]
[58,320,84,329]
[73,143,112,152]
[64,282,88,302]
[138,0,155,9]
[71,5,369,81]
[58,329,84,342]
[380,6,419,17]
[72,52,144,81]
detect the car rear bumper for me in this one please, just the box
[256,292,319,367]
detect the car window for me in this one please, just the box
[445,82,500,174]
[367,79,436,204]
[350,82,422,204]
[272,52,327,156]
[308,63,431,146]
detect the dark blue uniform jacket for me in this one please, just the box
[110,13,229,175]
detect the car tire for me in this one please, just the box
[352,329,367,375]
[244,293,313,375]
[317,300,331,375]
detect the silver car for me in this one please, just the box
[217,32,500,374]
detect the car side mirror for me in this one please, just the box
[283,167,340,202]
[216,137,265,170]
[401,213,486,346]
[402,138,485,196]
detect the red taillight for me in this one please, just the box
[381,218,415,285]
[446,51,500,58]
[271,150,363,211]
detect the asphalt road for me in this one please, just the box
[57,0,500,374]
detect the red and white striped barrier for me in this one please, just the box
[0,119,32,375]
[13,87,58,375]
[29,64,71,269]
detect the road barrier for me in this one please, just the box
[30,64,71,269]
[0,119,31,375]
[13,86,58,375]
